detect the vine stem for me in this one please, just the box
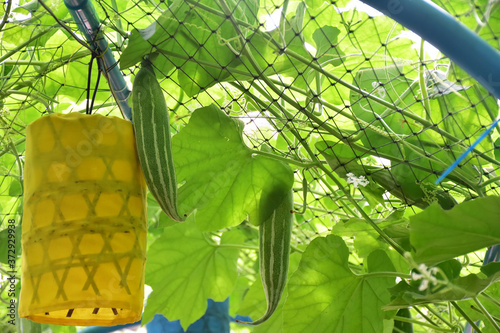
[393,315,455,332]
[4,50,92,93]
[424,305,455,330]
[0,26,57,64]
[217,244,259,251]
[109,0,124,46]
[251,149,321,168]
[451,301,483,333]
[9,139,23,183]
[419,39,432,120]
[319,164,406,255]
[360,272,411,279]
[5,90,54,113]
[0,0,12,33]
[0,138,25,159]
[480,176,500,188]
[474,296,500,332]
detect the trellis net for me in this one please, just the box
[2,0,500,332]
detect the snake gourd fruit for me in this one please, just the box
[242,189,294,325]
[132,60,185,222]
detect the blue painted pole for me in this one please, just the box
[359,0,500,183]
[63,0,132,120]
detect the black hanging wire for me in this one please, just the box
[85,54,103,115]
[85,53,96,115]
[85,27,105,115]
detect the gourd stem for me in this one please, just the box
[360,272,411,279]
[251,150,320,168]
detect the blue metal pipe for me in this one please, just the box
[63,0,132,120]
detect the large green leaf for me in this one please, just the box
[283,235,395,333]
[143,220,243,329]
[410,196,500,264]
[172,104,294,231]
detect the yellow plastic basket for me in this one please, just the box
[19,113,147,326]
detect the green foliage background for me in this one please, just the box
[2,0,500,332]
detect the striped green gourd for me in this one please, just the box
[243,189,294,325]
[131,60,185,222]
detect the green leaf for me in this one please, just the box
[495,137,500,162]
[431,82,495,157]
[120,0,189,68]
[437,259,463,280]
[172,104,294,231]
[119,27,155,69]
[0,224,21,265]
[350,64,421,154]
[238,3,311,78]
[8,179,22,196]
[283,235,395,333]
[312,25,344,66]
[481,262,500,277]
[410,196,500,264]
[143,219,242,329]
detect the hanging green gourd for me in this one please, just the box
[131,60,185,222]
[239,189,294,325]
[19,113,148,326]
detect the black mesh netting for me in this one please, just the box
[2,0,500,331]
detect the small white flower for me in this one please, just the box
[412,263,439,291]
[371,81,386,98]
[346,172,369,188]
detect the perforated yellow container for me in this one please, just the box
[19,113,147,326]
